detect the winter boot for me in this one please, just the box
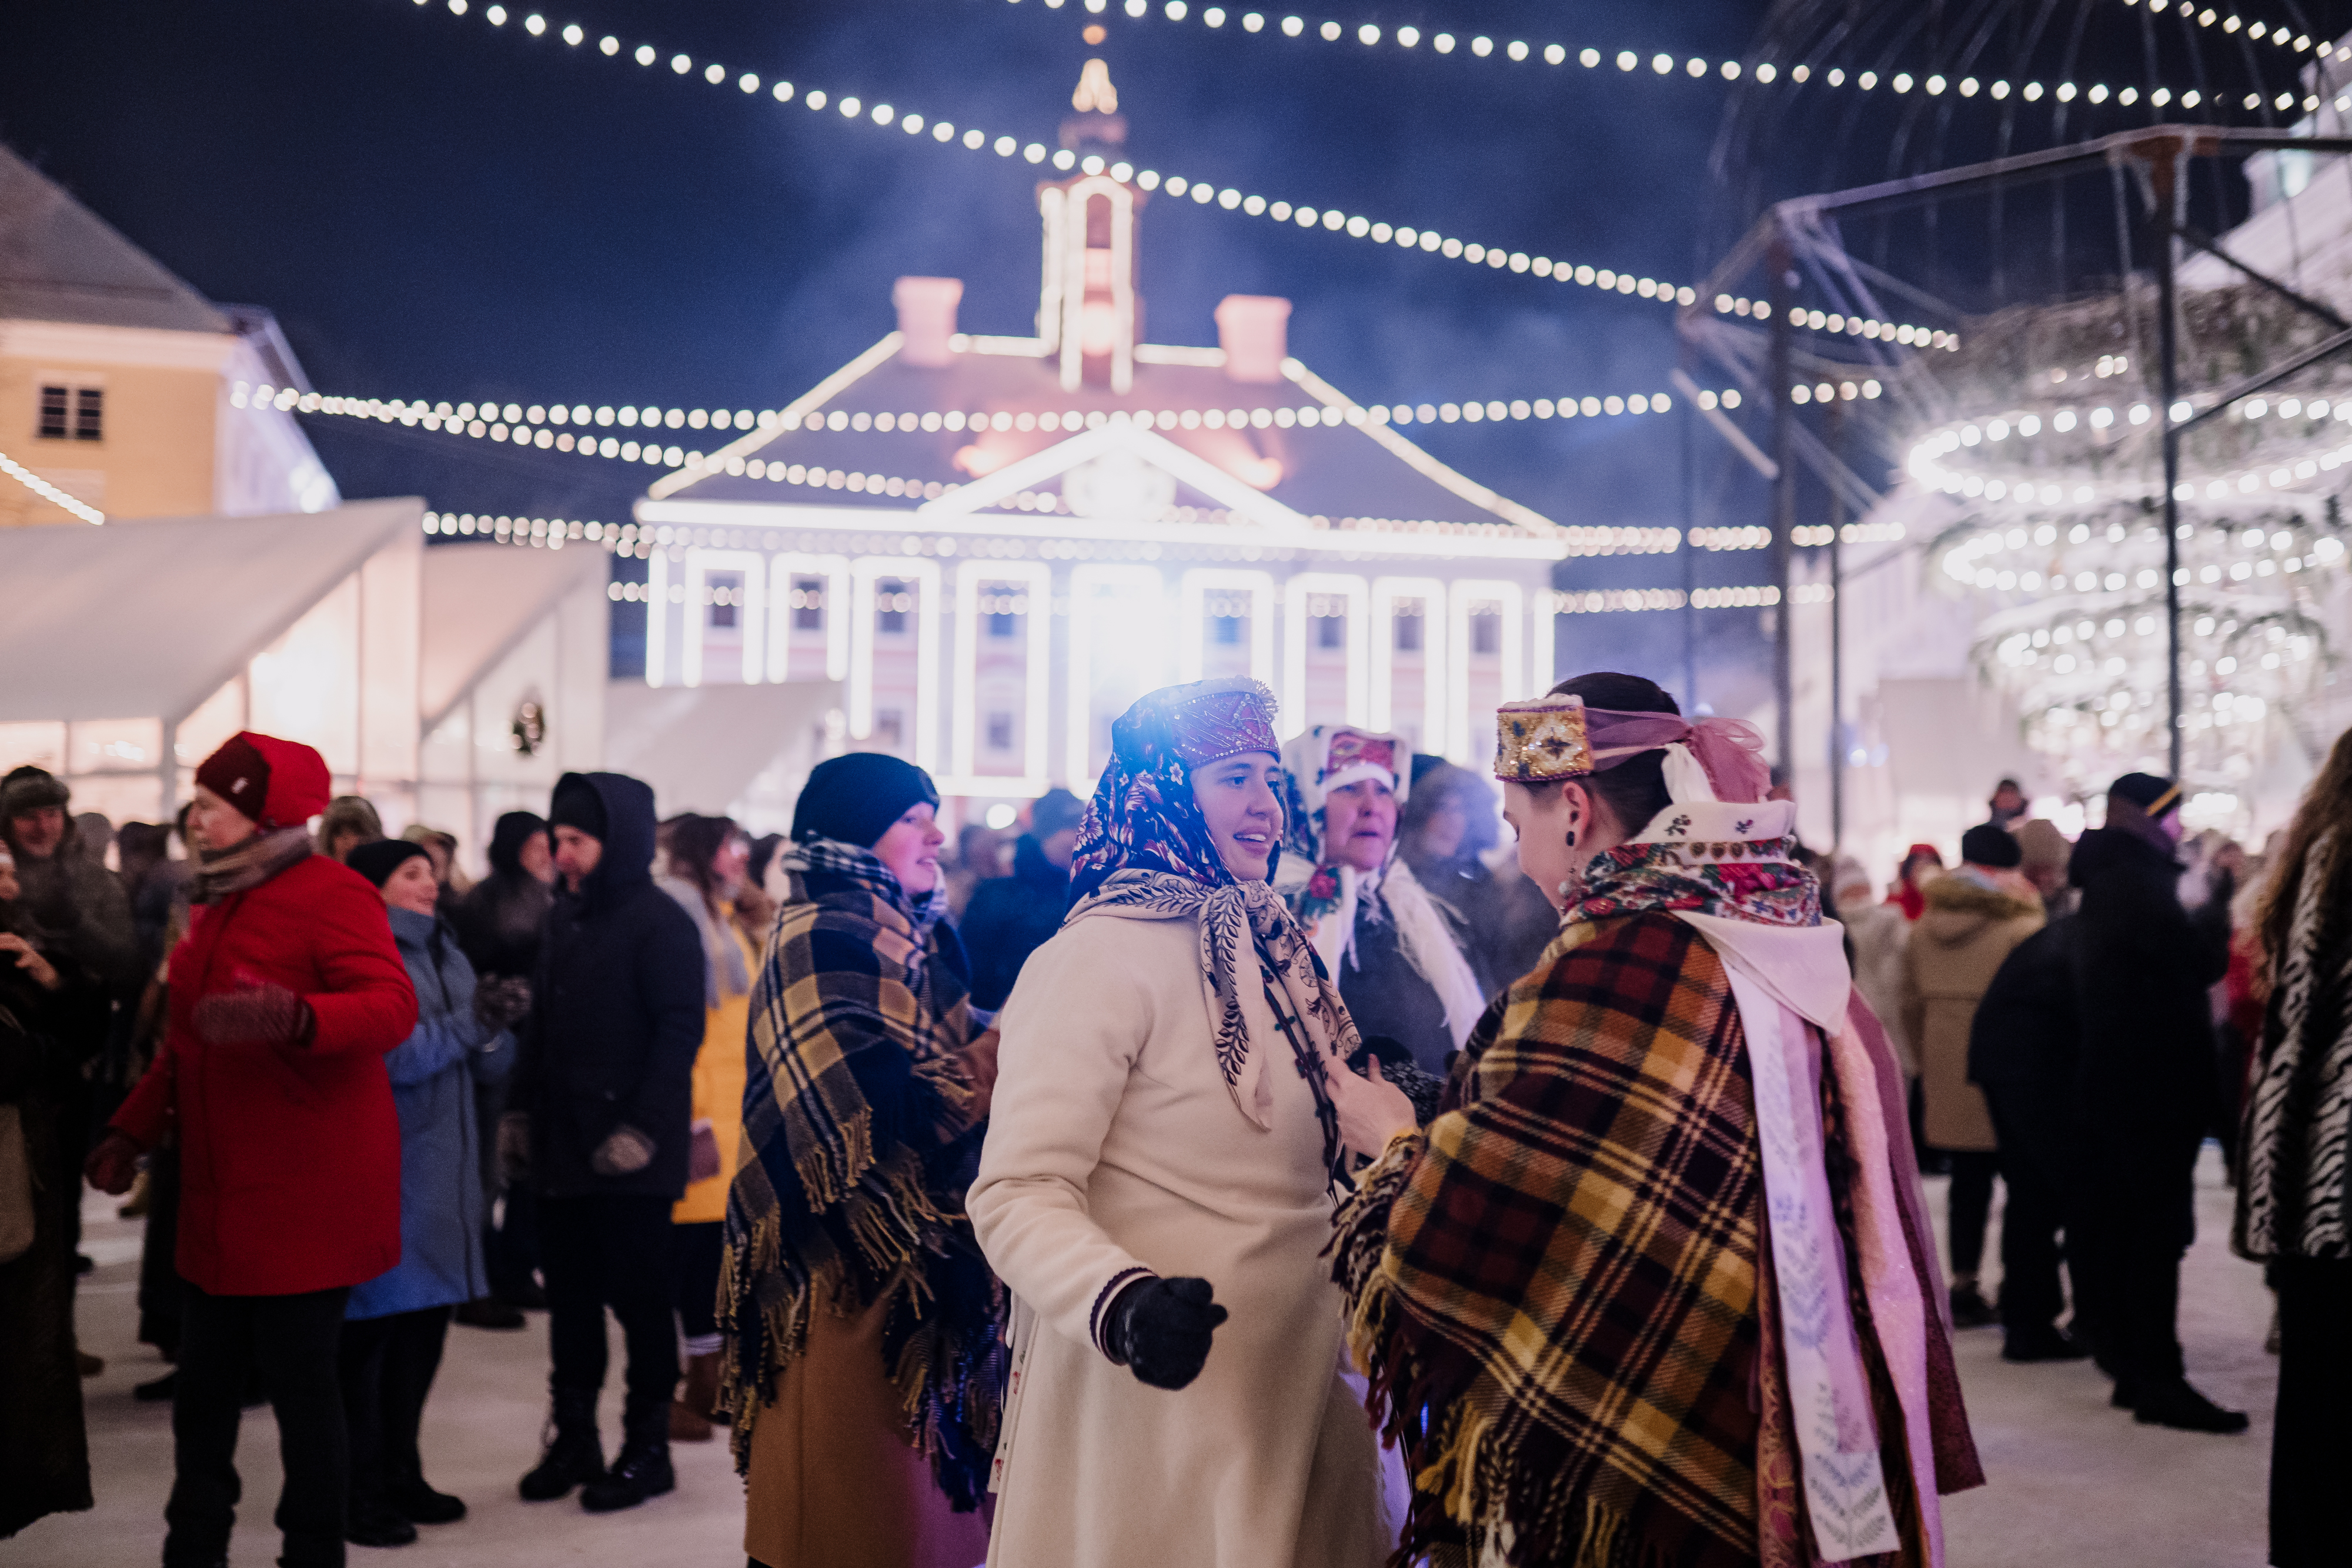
[670,1352,721,1442]
[2132,1377,2250,1434]
[519,1388,606,1501]
[580,1398,675,1513]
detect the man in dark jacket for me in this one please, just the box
[960,787,1085,1012]
[449,812,556,1325]
[2067,772,2241,1433]
[502,773,703,1512]
[1969,915,2092,1363]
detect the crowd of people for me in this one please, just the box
[0,678,2341,1568]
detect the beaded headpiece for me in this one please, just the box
[1494,696,1592,782]
[1494,694,1771,805]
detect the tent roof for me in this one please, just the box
[0,500,422,724]
[420,540,606,728]
[0,143,233,335]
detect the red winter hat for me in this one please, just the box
[196,732,332,828]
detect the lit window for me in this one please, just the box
[1471,611,1501,656]
[985,712,1015,751]
[708,572,742,630]
[792,577,824,631]
[1316,613,1345,650]
[877,579,910,636]
[1394,611,1424,653]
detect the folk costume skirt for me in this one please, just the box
[744,1292,988,1568]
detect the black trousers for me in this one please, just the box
[337,1306,452,1507]
[2271,1255,2352,1567]
[166,1282,351,1568]
[2074,1129,2201,1386]
[673,1219,724,1349]
[1943,1149,2000,1279]
[539,1194,679,1410]
[137,1140,184,1356]
[1982,1085,2078,1336]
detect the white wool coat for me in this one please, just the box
[970,912,1402,1568]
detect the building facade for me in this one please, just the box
[632,98,1579,808]
[1,143,336,526]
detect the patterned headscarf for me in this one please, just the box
[1067,677,1285,904]
[1063,678,1356,1179]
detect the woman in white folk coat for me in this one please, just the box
[969,677,1418,1568]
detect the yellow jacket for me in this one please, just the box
[674,911,760,1224]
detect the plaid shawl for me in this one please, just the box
[715,838,1003,1506]
[1332,911,1768,1568]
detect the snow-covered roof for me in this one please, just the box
[0,143,233,335]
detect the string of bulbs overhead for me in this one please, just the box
[1008,0,2329,115]
[377,0,1950,335]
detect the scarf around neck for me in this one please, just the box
[1065,867,1354,1180]
[1565,800,1821,931]
[717,834,1000,1504]
[189,826,314,904]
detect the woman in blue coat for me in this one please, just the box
[340,839,514,1546]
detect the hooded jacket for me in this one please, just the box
[109,735,418,1295]
[959,833,1070,1012]
[510,771,705,1199]
[2069,825,2232,1142]
[1900,872,2044,1151]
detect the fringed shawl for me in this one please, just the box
[715,838,1003,1506]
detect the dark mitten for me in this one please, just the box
[192,984,315,1048]
[1347,1036,1446,1127]
[1102,1275,1228,1390]
[473,975,533,1032]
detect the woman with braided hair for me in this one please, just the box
[971,677,1414,1568]
[1332,672,1982,1568]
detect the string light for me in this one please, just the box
[0,448,105,524]
[377,0,1742,313]
[1545,583,1834,614]
[255,379,1709,473]
[1005,0,2260,110]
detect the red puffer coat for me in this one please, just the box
[112,750,416,1296]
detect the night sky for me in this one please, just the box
[9,0,2344,706]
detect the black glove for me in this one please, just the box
[473,975,532,1032]
[1102,1275,1228,1390]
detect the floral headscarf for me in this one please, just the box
[1063,678,1357,1179]
[1067,677,1286,904]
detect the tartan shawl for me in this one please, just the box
[715,838,1003,1506]
[1333,911,1766,1568]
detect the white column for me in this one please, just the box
[646,549,670,687]
[1370,576,1446,752]
[766,554,851,683]
[1067,564,1171,790]
[1177,568,1276,686]
[952,560,1053,787]
[1448,579,1525,761]
[1281,573,1369,735]
[848,556,942,767]
[681,548,767,688]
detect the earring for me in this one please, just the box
[1565,827,1578,848]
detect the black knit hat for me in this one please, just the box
[791,753,940,848]
[549,777,607,841]
[1959,823,2024,870]
[487,811,548,875]
[346,838,431,890]
[2108,771,2182,818]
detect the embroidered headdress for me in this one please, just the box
[1495,694,1770,806]
[1068,677,1282,904]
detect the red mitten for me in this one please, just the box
[192,984,316,1048]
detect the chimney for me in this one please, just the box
[893,276,964,367]
[1215,295,1291,383]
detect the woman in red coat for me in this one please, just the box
[87,733,416,1568]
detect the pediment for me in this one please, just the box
[916,422,1312,532]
